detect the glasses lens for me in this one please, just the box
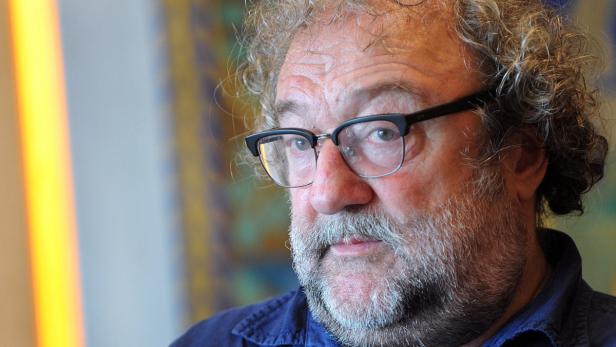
[257,133,316,187]
[337,120,404,177]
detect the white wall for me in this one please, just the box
[58,1,184,346]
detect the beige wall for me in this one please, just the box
[0,0,36,346]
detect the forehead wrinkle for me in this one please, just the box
[306,50,335,73]
[277,45,338,102]
[274,71,323,127]
[291,29,350,67]
[280,61,326,83]
[324,62,429,109]
[382,32,465,69]
[327,60,433,88]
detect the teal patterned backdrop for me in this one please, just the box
[218,1,299,308]
[164,0,296,326]
[551,0,616,296]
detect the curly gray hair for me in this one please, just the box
[238,0,608,216]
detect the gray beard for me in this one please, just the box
[289,177,526,347]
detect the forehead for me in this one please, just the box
[288,1,455,61]
[275,0,480,116]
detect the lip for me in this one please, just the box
[329,236,382,256]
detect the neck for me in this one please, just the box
[463,227,550,347]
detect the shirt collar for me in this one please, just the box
[231,229,589,347]
[231,289,338,346]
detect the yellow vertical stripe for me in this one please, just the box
[8,1,84,347]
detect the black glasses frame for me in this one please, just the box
[245,90,491,184]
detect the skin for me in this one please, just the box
[276,1,550,345]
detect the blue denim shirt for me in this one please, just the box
[171,230,616,346]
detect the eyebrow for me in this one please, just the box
[273,81,425,123]
[274,100,302,119]
[350,81,424,107]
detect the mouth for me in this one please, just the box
[329,235,382,256]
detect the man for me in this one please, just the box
[173,0,616,346]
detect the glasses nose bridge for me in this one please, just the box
[314,133,335,157]
[316,133,332,142]
[313,133,356,176]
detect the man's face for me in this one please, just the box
[276,3,527,346]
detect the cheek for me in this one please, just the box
[371,154,476,220]
[378,118,480,214]
[370,173,430,220]
[290,188,315,222]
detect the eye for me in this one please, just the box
[288,137,311,151]
[369,128,397,142]
[341,145,357,158]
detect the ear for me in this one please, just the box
[500,131,548,203]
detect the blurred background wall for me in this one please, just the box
[0,0,614,346]
[57,0,183,346]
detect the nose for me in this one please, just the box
[309,141,374,214]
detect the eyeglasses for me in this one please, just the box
[245,90,491,188]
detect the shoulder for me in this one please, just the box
[587,290,616,345]
[169,290,302,347]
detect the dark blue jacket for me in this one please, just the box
[171,230,616,346]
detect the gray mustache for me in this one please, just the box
[297,211,407,255]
